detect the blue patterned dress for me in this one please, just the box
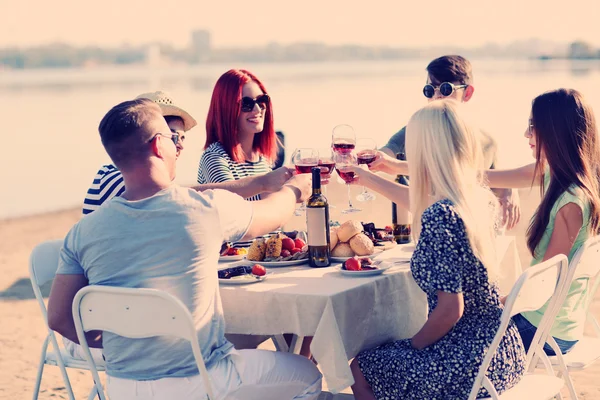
[357,199,525,399]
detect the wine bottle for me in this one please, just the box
[392,152,412,244]
[306,167,331,267]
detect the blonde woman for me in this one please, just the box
[347,100,525,399]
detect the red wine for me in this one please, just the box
[357,151,376,165]
[332,142,355,154]
[318,160,335,175]
[295,163,317,174]
[336,167,356,183]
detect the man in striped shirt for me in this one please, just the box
[83,91,292,215]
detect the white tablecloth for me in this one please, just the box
[220,236,522,393]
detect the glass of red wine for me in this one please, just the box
[334,152,362,214]
[291,148,319,216]
[332,124,356,154]
[316,147,336,208]
[356,138,377,202]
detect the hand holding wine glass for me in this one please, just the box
[356,138,377,202]
[291,148,319,215]
[333,152,362,214]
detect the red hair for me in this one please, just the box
[205,69,277,163]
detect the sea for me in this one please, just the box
[2,58,600,220]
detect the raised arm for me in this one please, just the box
[349,166,410,210]
[240,173,312,240]
[484,162,537,189]
[191,167,294,199]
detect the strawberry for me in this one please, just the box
[282,238,295,251]
[252,264,267,276]
[290,247,302,255]
[294,238,306,249]
[281,249,291,258]
[344,257,362,271]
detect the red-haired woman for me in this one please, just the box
[197,69,278,202]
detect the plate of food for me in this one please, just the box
[338,257,393,277]
[246,232,309,267]
[219,243,248,262]
[218,265,268,285]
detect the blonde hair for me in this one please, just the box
[406,99,498,280]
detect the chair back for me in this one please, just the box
[567,236,600,309]
[29,239,63,291]
[72,286,215,400]
[467,254,569,400]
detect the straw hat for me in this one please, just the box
[135,91,197,132]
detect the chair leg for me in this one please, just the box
[87,386,100,400]
[563,371,578,400]
[32,336,50,400]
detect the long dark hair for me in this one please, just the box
[527,88,600,257]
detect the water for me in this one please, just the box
[2,58,600,219]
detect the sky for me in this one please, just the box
[1,0,599,49]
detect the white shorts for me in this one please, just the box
[106,349,322,400]
[62,337,104,365]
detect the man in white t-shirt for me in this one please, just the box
[47,99,321,400]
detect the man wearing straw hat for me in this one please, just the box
[82,90,293,215]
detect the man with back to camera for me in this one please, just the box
[376,55,520,229]
[47,99,322,400]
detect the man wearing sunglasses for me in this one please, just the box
[83,91,293,216]
[48,99,322,400]
[379,55,520,230]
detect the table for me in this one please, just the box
[220,236,522,393]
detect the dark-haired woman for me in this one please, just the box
[486,88,600,355]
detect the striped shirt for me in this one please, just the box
[82,164,125,215]
[197,142,273,248]
[197,142,272,202]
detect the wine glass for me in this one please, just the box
[316,147,336,208]
[332,124,356,154]
[355,138,377,202]
[334,152,362,214]
[291,148,319,216]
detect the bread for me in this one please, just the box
[331,242,355,258]
[265,233,283,258]
[337,220,363,242]
[349,233,375,256]
[247,238,267,261]
[329,227,339,251]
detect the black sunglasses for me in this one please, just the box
[149,132,180,146]
[240,94,270,112]
[423,82,468,99]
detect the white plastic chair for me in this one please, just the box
[542,236,600,400]
[468,254,569,400]
[71,285,215,400]
[29,239,104,400]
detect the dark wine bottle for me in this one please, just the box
[392,152,412,244]
[306,167,331,267]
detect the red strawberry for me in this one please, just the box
[290,247,302,255]
[344,257,362,271]
[281,249,291,258]
[252,264,267,276]
[294,238,306,249]
[282,238,295,251]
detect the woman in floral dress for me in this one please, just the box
[349,99,526,399]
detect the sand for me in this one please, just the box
[1,182,599,399]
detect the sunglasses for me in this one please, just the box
[149,132,180,146]
[240,94,270,112]
[423,82,468,99]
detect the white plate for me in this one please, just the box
[219,273,268,285]
[218,254,247,262]
[338,263,392,277]
[257,258,309,267]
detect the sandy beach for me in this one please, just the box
[1,182,599,399]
